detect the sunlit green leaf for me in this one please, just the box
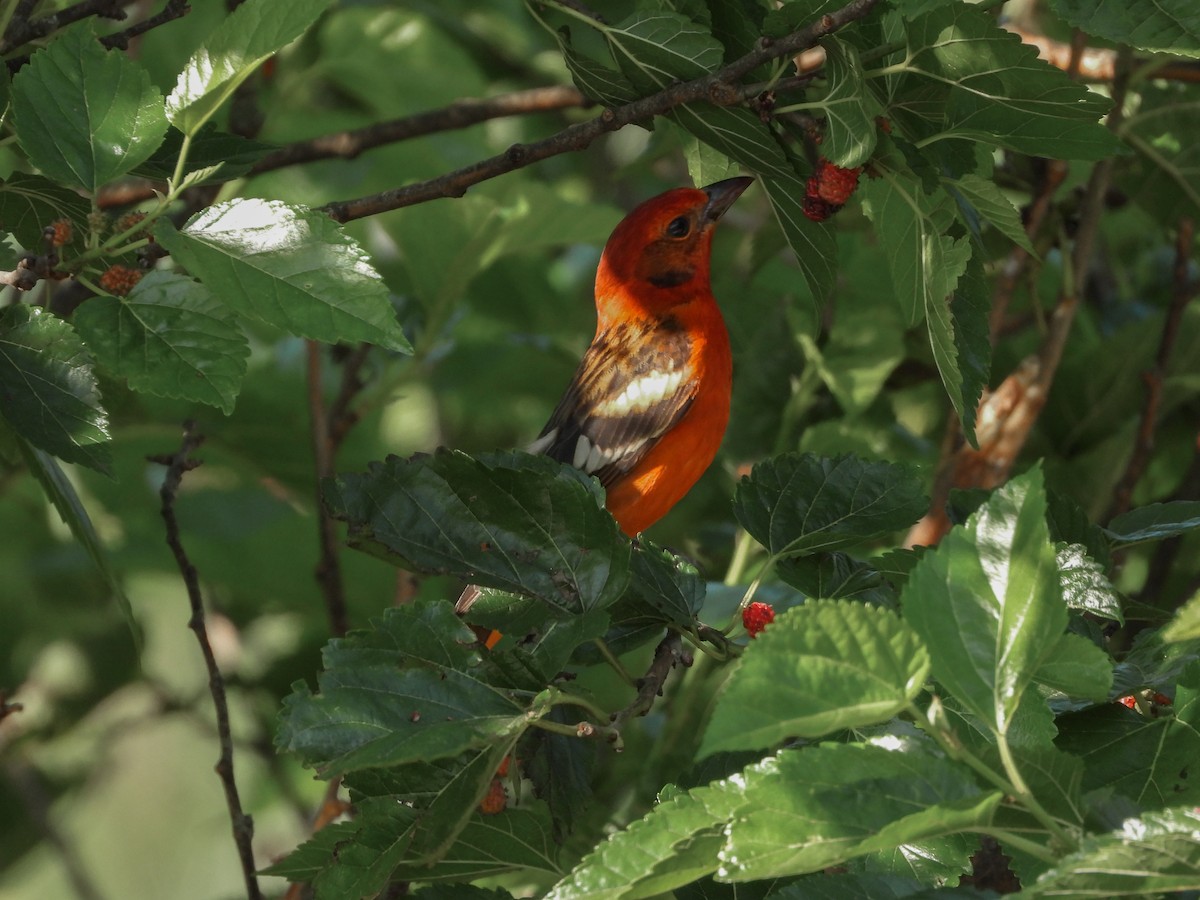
[1029,807,1200,896]
[722,742,999,879]
[155,198,411,352]
[166,0,335,135]
[902,466,1065,737]
[702,600,929,754]
[11,24,167,192]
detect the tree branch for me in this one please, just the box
[610,632,691,730]
[306,342,350,638]
[0,0,124,56]
[1108,217,1197,521]
[320,0,882,223]
[253,85,589,173]
[152,422,263,900]
[100,0,190,52]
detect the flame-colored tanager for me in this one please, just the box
[457,176,752,615]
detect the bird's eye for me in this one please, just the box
[666,216,690,238]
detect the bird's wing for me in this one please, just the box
[527,319,696,487]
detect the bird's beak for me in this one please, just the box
[702,176,754,222]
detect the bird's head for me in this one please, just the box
[596,176,753,315]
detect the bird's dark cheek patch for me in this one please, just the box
[647,269,693,288]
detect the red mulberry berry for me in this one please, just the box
[742,601,775,638]
[98,264,143,296]
[48,219,73,247]
[803,159,863,221]
[479,778,506,815]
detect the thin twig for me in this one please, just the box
[327,343,372,451]
[306,342,349,637]
[0,0,124,55]
[153,421,263,900]
[320,0,883,222]
[610,632,691,729]
[1108,219,1196,521]
[1140,440,1200,608]
[1037,47,1135,395]
[990,160,1068,340]
[100,0,190,51]
[253,85,589,173]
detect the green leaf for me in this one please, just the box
[73,272,249,414]
[1050,0,1200,58]
[325,450,631,614]
[1164,591,1200,643]
[818,38,882,169]
[1116,84,1200,222]
[1034,632,1113,703]
[722,742,1000,879]
[154,199,411,352]
[1104,501,1200,547]
[765,874,985,899]
[620,540,705,628]
[0,305,110,473]
[1111,627,1200,698]
[277,605,527,775]
[682,131,741,187]
[902,466,1065,737]
[1056,543,1123,624]
[264,798,414,896]
[14,434,138,645]
[945,173,1036,254]
[544,782,744,900]
[777,552,899,607]
[798,274,905,416]
[0,172,90,252]
[1057,660,1200,811]
[891,5,1122,160]
[133,124,275,184]
[604,10,723,94]
[388,804,562,881]
[760,170,839,303]
[11,24,167,192]
[858,169,970,328]
[166,0,334,136]
[734,453,927,558]
[946,252,991,446]
[701,600,929,754]
[1029,807,1200,897]
[857,162,992,440]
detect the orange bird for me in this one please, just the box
[457,176,752,614]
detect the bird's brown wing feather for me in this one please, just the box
[528,318,695,486]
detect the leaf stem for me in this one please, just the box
[909,701,1080,852]
[548,689,611,724]
[974,828,1057,864]
[591,638,637,687]
[996,731,1078,850]
[723,528,757,586]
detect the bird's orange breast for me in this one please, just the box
[604,299,732,536]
